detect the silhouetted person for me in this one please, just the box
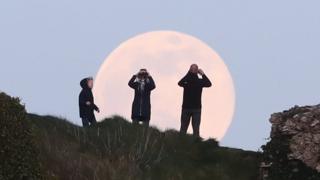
[178,64,212,137]
[128,69,156,126]
[79,77,100,127]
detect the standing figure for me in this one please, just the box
[128,69,156,126]
[178,64,212,137]
[79,77,100,127]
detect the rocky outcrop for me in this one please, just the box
[269,105,320,172]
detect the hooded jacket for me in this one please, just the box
[128,75,156,121]
[79,78,98,121]
[178,72,212,109]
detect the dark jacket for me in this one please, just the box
[79,78,98,121]
[178,72,212,109]
[128,75,156,121]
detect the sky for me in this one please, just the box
[1,0,320,150]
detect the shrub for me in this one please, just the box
[0,92,42,180]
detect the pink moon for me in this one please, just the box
[93,31,235,140]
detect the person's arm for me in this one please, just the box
[93,103,99,112]
[178,73,190,87]
[201,74,212,87]
[80,91,97,111]
[128,75,138,89]
[79,91,87,106]
[146,76,156,91]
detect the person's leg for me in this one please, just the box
[191,109,202,137]
[90,116,97,125]
[82,118,89,127]
[180,109,192,134]
[86,116,96,126]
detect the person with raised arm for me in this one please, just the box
[128,69,156,126]
[178,64,212,137]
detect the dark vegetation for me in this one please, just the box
[30,115,260,180]
[0,92,42,179]
[1,92,260,180]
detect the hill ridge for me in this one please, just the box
[1,92,260,180]
[28,113,260,180]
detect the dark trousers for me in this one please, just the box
[82,117,97,127]
[180,108,201,137]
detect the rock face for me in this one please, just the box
[269,105,320,172]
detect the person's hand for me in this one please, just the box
[198,69,205,76]
[86,101,91,106]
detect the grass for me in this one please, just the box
[27,114,260,180]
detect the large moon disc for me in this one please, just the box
[94,31,235,140]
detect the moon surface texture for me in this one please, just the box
[94,31,235,140]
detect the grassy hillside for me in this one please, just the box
[28,114,260,180]
[0,92,260,180]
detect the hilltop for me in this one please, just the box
[0,92,260,180]
[28,114,260,180]
[3,92,320,180]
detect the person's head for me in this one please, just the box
[80,77,94,89]
[189,64,199,74]
[87,77,94,89]
[137,68,148,79]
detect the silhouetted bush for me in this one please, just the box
[0,92,42,180]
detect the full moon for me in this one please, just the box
[93,31,235,140]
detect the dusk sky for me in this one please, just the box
[1,0,320,150]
